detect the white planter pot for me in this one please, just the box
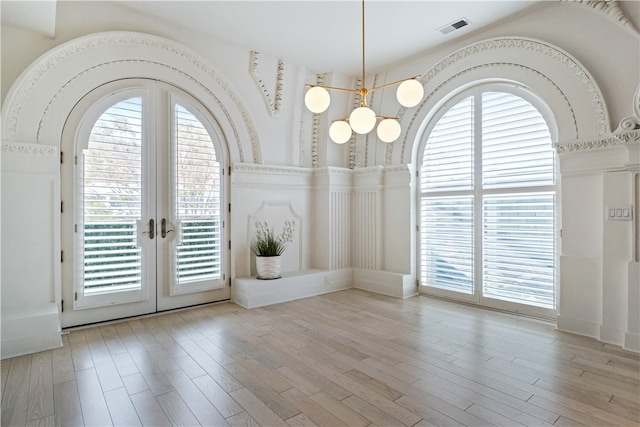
[256,256,282,279]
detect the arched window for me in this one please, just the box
[61,79,229,327]
[418,84,558,318]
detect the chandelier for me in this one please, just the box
[303,0,424,144]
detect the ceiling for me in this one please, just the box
[119,0,542,76]
[3,0,543,77]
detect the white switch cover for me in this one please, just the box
[606,205,633,221]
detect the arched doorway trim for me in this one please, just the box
[1,31,261,164]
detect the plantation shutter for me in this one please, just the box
[174,104,222,284]
[420,197,474,293]
[480,91,556,309]
[483,193,556,308]
[82,98,143,294]
[482,92,555,188]
[420,96,475,293]
[420,96,474,192]
[419,87,557,313]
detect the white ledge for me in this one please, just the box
[233,269,351,309]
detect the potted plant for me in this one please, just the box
[251,219,295,279]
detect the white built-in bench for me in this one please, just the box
[233,268,416,309]
[233,269,352,309]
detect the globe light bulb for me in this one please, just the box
[396,79,424,108]
[329,121,352,144]
[349,107,376,134]
[377,119,401,143]
[304,86,330,113]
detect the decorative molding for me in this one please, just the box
[232,163,314,177]
[2,31,260,163]
[233,162,411,179]
[398,61,576,165]
[299,72,309,167]
[310,73,327,168]
[384,164,411,175]
[618,116,640,132]
[353,165,384,176]
[561,0,639,34]
[615,85,640,132]
[349,78,365,170]
[398,37,607,165]
[555,129,640,153]
[312,166,353,178]
[249,51,284,117]
[36,58,250,162]
[248,201,303,273]
[1,141,57,156]
[420,38,599,124]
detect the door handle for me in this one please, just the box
[143,218,155,239]
[161,218,175,238]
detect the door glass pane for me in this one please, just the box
[483,193,556,309]
[175,104,221,285]
[420,196,474,294]
[83,98,142,294]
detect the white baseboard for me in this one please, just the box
[600,324,626,346]
[353,268,417,299]
[1,303,62,359]
[624,332,640,352]
[556,314,601,340]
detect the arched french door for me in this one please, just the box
[417,83,559,319]
[61,79,230,327]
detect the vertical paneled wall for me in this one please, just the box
[351,190,378,270]
[352,167,385,271]
[330,190,351,270]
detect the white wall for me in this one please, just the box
[2,0,639,357]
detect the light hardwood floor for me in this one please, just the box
[2,289,639,426]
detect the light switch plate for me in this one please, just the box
[606,205,633,221]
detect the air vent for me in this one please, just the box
[438,18,470,35]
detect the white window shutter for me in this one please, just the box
[82,98,143,294]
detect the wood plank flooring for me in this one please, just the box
[2,289,639,426]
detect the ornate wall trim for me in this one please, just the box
[395,61,576,166]
[2,31,260,163]
[36,58,248,160]
[233,163,314,177]
[310,73,328,168]
[349,78,365,170]
[1,141,57,156]
[616,85,640,132]
[399,37,608,167]
[556,129,640,153]
[562,0,639,34]
[249,51,284,117]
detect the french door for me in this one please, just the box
[61,79,229,327]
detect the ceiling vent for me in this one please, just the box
[438,18,470,35]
